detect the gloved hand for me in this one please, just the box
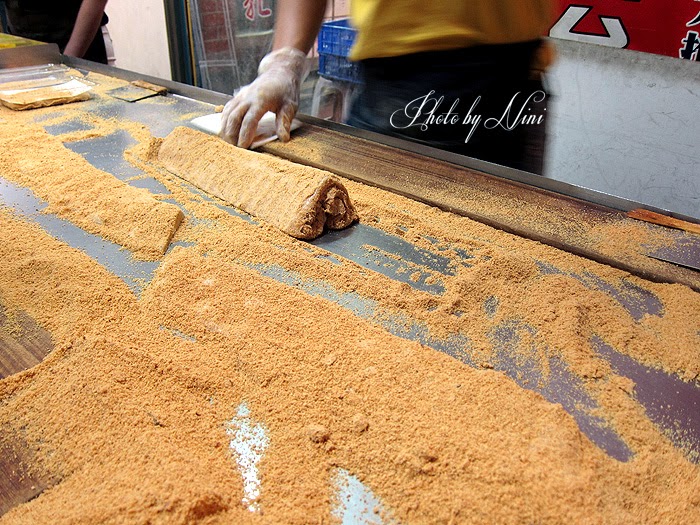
[220,47,308,148]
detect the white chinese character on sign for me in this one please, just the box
[686,11,700,27]
[549,6,629,48]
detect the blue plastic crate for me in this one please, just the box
[318,18,356,57]
[318,18,361,83]
[318,54,362,83]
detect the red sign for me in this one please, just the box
[550,1,700,60]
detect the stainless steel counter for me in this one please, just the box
[1,46,699,521]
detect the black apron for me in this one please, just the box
[4,0,109,64]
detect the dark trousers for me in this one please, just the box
[347,41,549,174]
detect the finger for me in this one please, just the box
[220,86,252,143]
[220,100,249,145]
[275,102,296,143]
[238,105,268,149]
[219,99,238,142]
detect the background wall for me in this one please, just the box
[105,0,172,80]
[104,0,349,86]
[546,40,700,218]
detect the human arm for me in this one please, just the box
[271,0,327,51]
[220,0,328,148]
[63,0,108,58]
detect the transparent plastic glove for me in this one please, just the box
[220,47,308,149]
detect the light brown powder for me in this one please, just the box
[0,84,699,524]
[0,213,699,524]
[0,120,183,259]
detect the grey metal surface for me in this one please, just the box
[1,49,699,517]
[592,337,700,464]
[644,235,700,272]
[0,176,161,295]
[0,43,60,69]
[546,40,700,219]
[310,226,459,295]
[63,55,231,106]
[1,61,696,461]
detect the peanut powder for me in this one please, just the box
[0,121,182,260]
[0,75,699,524]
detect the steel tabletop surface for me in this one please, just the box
[0,60,698,521]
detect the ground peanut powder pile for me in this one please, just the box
[0,120,182,260]
[1,76,699,524]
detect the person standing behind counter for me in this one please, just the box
[220,0,555,174]
[3,0,109,64]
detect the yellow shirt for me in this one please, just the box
[349,0,554,61]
